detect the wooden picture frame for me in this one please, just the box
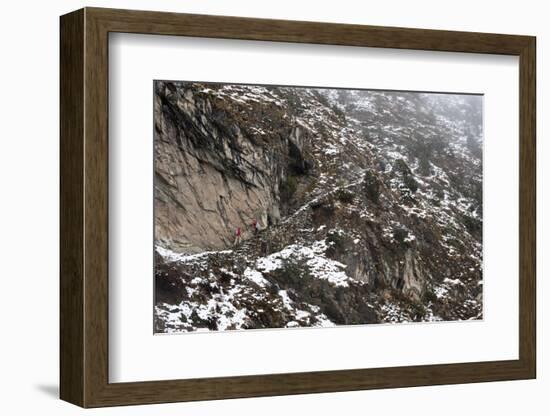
[60,7,536,408]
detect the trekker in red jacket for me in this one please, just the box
[251,219,259,235]
[234,227,242,246]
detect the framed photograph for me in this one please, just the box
[60,7,536,407]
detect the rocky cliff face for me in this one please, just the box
[154,81,483,333]
[155,82,285,251]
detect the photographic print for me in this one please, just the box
[154,81,483,334]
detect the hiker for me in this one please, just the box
[234,227,242,246]
[251,219,259,235]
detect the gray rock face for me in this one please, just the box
[154,82,289,252]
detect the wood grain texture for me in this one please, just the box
[83,11,110,406]
[59,7,537,408]
[518,38,536,376]
[88,7,532,54]
[59,8,85,407]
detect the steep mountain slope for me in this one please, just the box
[154,81,483,333]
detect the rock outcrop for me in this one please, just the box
[154,82,290,251]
